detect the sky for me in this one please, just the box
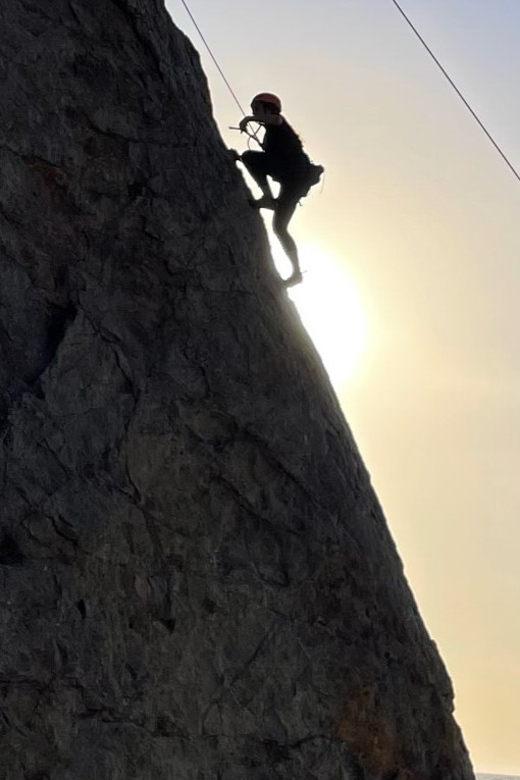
[167,1,520,774]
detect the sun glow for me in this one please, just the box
[273,242,368,386]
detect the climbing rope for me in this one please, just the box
[177,0,246,116]
[389,0,520,185]
[178,0,519,186]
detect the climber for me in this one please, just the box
[233,92,323,287]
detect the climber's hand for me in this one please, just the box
[239,116,253,133]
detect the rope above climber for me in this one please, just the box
[232,93,324,287]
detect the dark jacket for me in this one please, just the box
[262,118,309,182]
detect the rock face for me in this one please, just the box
[0,2,474,779]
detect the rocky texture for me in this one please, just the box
[0,2,474,779]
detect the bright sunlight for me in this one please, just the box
[273,242,368,387]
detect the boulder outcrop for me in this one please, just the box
[0,2,474,779]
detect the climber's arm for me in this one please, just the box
[239,113,282,132]
[239,115,256,132]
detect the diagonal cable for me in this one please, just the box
[389,0,520,184]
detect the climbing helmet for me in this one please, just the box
[251,93,282,114]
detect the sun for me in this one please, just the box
[272,242,368,386]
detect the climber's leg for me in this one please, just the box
[273,190,303,286]
[241,150,276,207]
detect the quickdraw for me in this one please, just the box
[229,124,264,151]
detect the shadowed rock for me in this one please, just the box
[0,2,474,779]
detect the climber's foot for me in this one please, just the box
[249,195,277,210]
[229,148,241,162]
[283,269,303,288]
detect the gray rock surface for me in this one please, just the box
[0,2,474,779]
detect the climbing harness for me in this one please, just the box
[230,123,324,198]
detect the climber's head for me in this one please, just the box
[251,93,282,119]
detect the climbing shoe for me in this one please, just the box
[283,269,303,288]
[250,195,277,210]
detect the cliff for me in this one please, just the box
[0,2,474,779]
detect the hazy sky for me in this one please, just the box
[168,1,520,773]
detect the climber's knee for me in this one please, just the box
[241,150,267,180]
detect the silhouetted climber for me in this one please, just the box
[233,93,323,287]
